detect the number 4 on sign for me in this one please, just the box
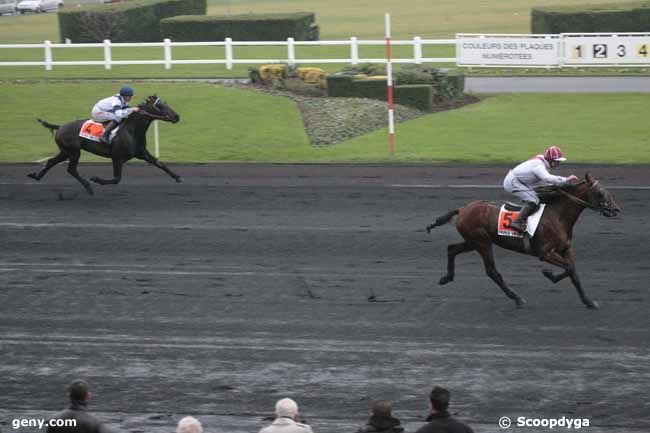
[637,44,648,57]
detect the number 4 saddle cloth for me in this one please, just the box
[79,120,119,142]
[497,203,546,238]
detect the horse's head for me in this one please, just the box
[139,95,180,123]
[584,172,620,217]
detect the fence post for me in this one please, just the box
[414,36,422,64]
[103,39,112,70]
[225,37,233,70]
[44,40,52,71]
[350,36,358,65]
[163,38,172,70]
[287,37,295,67]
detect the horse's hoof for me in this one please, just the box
[438,275,453,285]
[542,269,556,282]
[175,176,183,183]
[27,173,40,181]
[585,299,600,309]
[515,298,527,308]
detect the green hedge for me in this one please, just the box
[58,0,207,43]
[326,76,434,111]
[160,12,319,42]
[532,1,650,33]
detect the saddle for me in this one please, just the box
[79,120,118,143]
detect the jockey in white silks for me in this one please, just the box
[91,86,140,144]
[503,145,578,232]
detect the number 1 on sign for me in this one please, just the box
[573,45,583,58]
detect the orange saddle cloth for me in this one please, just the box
[79,120,105,142]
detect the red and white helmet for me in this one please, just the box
[544,145,567,162]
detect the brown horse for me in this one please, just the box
[426,173,620,309]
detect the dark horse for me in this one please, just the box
[426,173,620,309]
[28,95,181,195]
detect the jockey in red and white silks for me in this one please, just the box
[503,145,578,232]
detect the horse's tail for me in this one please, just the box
[37,118,60,133]
[426,208,460,233]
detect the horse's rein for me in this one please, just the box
[138,110,169,121]
[557,185,600,211]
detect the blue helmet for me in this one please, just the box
[119,86,134,97]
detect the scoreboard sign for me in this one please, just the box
[457,34,560,66]
[562,34,650,65]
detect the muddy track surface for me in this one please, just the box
[1,163,648,433]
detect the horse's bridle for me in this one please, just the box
[139,98,173,121]
[557,181,615,215]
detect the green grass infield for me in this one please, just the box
[1,82,648,164]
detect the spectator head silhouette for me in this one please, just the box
[371,400,393,417]
[68,379,90,402]
[177,416,203,433]
[429,386,450,413]
[275,398,300,420]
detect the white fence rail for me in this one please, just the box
[0,37,456,70]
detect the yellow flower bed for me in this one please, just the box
[259,64,288,82]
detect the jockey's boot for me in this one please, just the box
[100,120,118,144]
[510,201,539,233]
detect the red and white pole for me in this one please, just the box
[385,13,395,155]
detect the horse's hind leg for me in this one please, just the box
[28,151,68,181]
[66,152,94,195]
[478,244,526,307]
[439,241,474,285]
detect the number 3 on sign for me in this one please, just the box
[637,44,649,57]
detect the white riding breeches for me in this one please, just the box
[91,109,118,123]
[503,170,540,204]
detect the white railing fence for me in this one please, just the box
[0,37,456,70]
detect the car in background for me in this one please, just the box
[0,0,17,15]
[16,0,58,13]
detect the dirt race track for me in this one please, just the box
[1,163,648,433]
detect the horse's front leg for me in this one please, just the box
[542,249,598,309]
[138,150,182,183]
[90,158,123,185]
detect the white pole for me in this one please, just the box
[163,38,172,70]
[103,39,112,70]
[385,13,395,155]
[287,37,295,67]
[225,37,233,70]
[414,36,422,64]
[350,36,358,65]
[154,120,160,158]
[44,40,52,71]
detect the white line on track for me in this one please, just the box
[4,182,650,190]
[0,222,387,231]
[0,266,438,280]
[389,184,650,190]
